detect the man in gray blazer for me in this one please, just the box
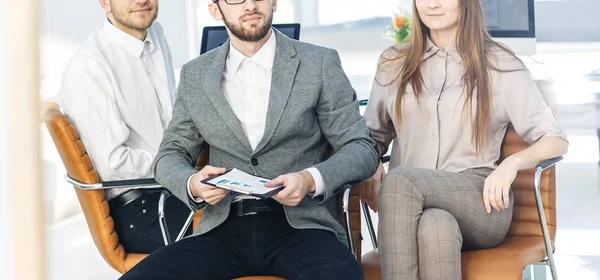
[121,0,378,279]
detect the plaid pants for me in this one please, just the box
[378,167,513,280]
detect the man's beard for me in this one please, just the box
[111,1,158,31]
[220,8,273,42]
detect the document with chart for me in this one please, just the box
[201,168,283,199]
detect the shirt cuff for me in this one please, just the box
[187,174,204,203]
[305,167,325,197]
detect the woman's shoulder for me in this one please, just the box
[379,43,411,66]
[486,41,527,72]
[375,43,411,84]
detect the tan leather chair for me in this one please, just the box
[43,101,363,279]
[43,102,194,272]
[360,80,562,280]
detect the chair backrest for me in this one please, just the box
[200,23,301,55]
[43,102,136,273]
[500,80,558,244]
[501,127,557,242]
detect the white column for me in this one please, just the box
[186,0,201,61]
[292,0,319,27]
[0,0,13,278]
[5,0,45,279]
[158,1,197,69]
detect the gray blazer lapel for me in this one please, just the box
[202,42,253,152]
[253,31,299,153]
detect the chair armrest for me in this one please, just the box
[381,155,390,164]
[340,181,360,213]
[536,156,563,170]
[533,156,562,279]
[534,156,564,192]
[340,182,360,217]
[338,181,360,258]
[342,188,357,258]
[342,181,360,191]
[342,180,379,251]
[158,191,172,245]
[65,174,161,190]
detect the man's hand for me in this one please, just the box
[190,165,228,205]
[358,161,385,212]
[265,170,316,206]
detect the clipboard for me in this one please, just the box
[201,168,283,199]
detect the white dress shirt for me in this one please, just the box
[60,19,177,200]
[187,30,325,203]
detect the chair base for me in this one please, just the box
[361,237,556,280]
[524,264,548,280]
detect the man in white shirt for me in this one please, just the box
[120,0,378,279]
[59,0,191,254]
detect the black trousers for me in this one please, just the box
[110,191,193,254]
[120,208,364,280]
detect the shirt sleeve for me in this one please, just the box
[363,69,396,158]
[59,58,155,181]
[305,167,325,197]
[501,68,568,145]
[186,174,204,203]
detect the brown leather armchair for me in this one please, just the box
[43,101,363,279]
[359,82,563,279]
[360,126,561,279]
[43,102,196,272]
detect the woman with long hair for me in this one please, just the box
[359,0,568,279]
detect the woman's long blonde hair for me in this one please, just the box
[380,0,519,152]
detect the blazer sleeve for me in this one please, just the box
[153,64,206,209]
[311,48,379,203]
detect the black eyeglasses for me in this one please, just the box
[213,0,265,5]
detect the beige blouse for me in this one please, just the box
[364,38,567,172]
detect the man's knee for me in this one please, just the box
[305,257,364,280]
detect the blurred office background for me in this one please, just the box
[0,0,599,279]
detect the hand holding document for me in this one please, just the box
[201,168,283,199]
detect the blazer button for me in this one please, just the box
[251,158,259,166]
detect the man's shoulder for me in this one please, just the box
[181,49,218,73]
[62,27,111,77]
[288,39,333,59]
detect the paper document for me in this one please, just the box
[202,168,283,198]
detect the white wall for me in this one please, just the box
[536,0,600,42]
[0,0,14,277]
[39,0,103,102]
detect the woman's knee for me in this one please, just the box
[380,167,422,196]
[418,209,462,245]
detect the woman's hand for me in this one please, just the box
[359,161,386,212]
[483,158,519,214]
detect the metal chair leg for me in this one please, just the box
[362,202,378,249]
[342,188,357,258]
[548,257,559,280]
[533,166,558,280]
[158,191,172,246]
[175,209,195,242]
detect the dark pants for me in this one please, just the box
[110,190,193,254]
[120,208,364,280]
